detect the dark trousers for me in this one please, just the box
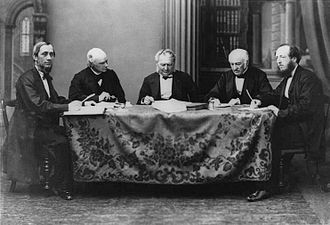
[252,119,305,192]
[34,125,73,190]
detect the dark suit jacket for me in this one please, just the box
[69,67,126,103]
[3,68,69,184]
[260,66,325,160]
[205,67,272,104]
[137,71,200,104]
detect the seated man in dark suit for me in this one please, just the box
[205,48,272,106]
[3,42,82,200]
[69,48,126,103]
[249,44,325,201]
[137,49,200,105]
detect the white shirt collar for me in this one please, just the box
[90,67,102,76]
[35,66,46,79]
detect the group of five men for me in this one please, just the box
[3,41,324,201]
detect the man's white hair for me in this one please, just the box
[154,49,176,62]
[228,48,249,62]
[87,48,107,65]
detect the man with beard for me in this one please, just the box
[249,44,325,201]
[205,48,272,106]
[69,48,126,103]
[137,49,200,104]
[3,42,82,200]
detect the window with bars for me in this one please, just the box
[20,17,31,56]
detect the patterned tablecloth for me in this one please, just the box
[63,105,276,184]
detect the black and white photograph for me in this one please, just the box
[0,0,330,224]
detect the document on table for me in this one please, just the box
[237,107,269,111]
[186,102,208,110]
[63,106,106,115]
[214,103,232,108]
[152,99,187,113]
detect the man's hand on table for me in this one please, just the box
[208,97,221,107]
[99,91,111,102]
[267,105,279,116]
[250,99,261,109]
[141,95,155,105]
[228,98,240,106]
[84,100,97,106]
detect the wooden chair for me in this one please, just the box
[1,99,51,192]
[279,95,330,190]
[1,99,17,192]
[320,95,330,192]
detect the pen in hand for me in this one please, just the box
[82,93,96,105]
[246,89,253,102]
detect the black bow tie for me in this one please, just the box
[236,74,245,79]
[42,73,51,80]
[95,74,104,82]
[282,72,292,79]
[162,75,173,80]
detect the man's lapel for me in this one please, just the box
[227,72,235,98]
[32,68,50,99]
[153,73,160,98]
[288,66,301,96]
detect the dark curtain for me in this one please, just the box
[300,0,330,96]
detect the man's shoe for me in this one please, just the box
[52,188,73,200]
[321,183,330,192]
[58,190,73,200]
[246,190,270,202]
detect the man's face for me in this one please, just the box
[157,54,175,77]
[228,56,248,76]
[92,56,108,73]
[275,46,296,73]
[34,45,55,73]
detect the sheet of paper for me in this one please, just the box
[237,107,269,111]
[214,103,232,108]
[152,99,187,113]
[96,102,116,109]
[63,106,106,115]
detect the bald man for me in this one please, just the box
[69,48,126,103]
[205,48,272,105]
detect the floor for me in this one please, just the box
[1,154,330,225]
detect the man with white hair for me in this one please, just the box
[69,48,126,103]
[205,48,272,105]
[137,49,199,104]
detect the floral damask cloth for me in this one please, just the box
[63,105,276,184]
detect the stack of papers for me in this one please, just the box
[152,99,187,113]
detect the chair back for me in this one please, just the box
[324,95,330,147]
[324,95,330,126]
[1,99,16,135]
